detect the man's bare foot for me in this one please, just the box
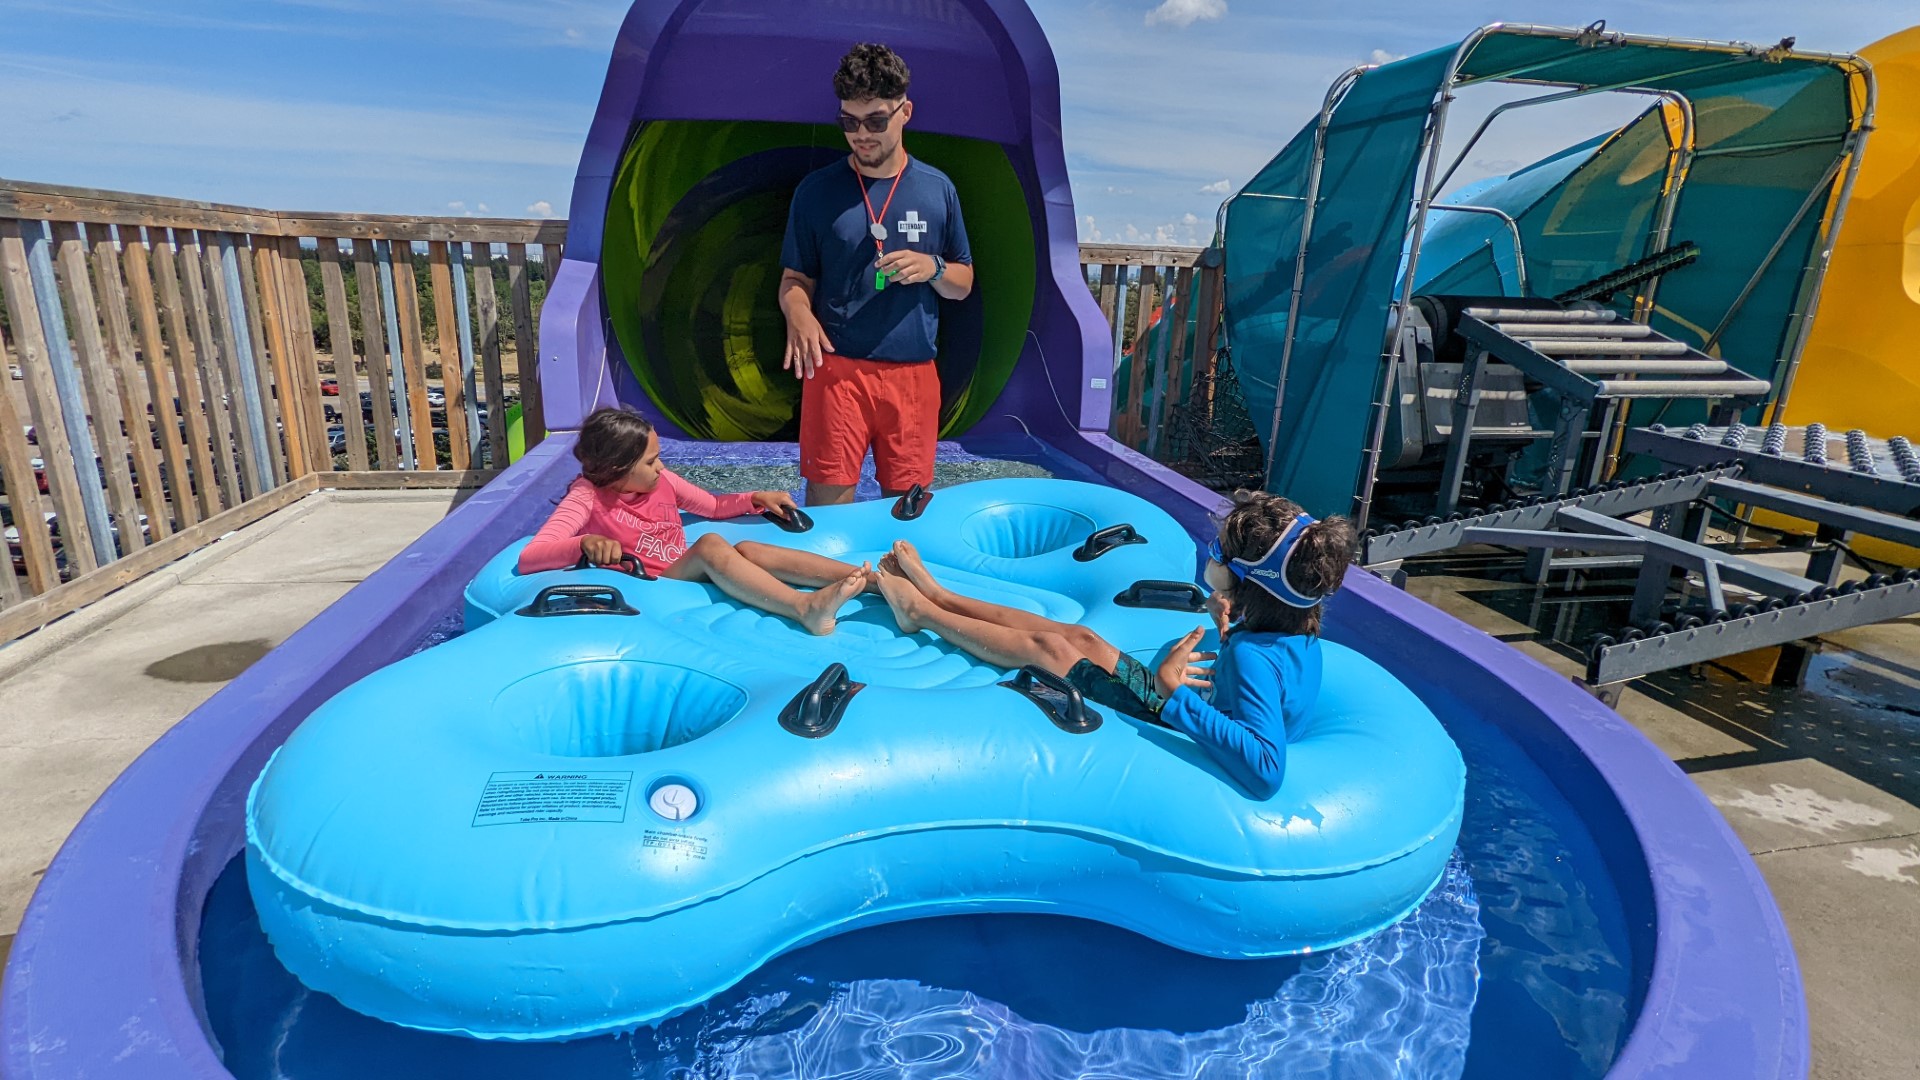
[799,568,867,636]
[888,540,948,603]
[875,564,931,635]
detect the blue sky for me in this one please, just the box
[2,0,1912,244]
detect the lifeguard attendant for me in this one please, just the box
[777,42,975,506]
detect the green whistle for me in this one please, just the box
[875,268,892,290]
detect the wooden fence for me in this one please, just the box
[0,177,1225,639]
[1079,244,1227,463]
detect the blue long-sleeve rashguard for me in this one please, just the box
[1158,631,1323,800]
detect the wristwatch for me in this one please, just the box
[930,255,947,283]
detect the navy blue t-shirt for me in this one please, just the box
[780,157,972,362]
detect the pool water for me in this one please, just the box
[198,680,1632,1079]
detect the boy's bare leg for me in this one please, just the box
[884,540,1080,638]
[806,481,856,507]
[736,540,876,591]
[875,565,1120,676]
[668,535,866,635]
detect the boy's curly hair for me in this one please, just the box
[1217,491,1354,637]
[834,43,910,101]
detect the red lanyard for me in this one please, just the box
[853,155,908,257]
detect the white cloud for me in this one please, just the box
[1199,179,1231,195]
[1144,0,1226,29]
[477,202,489,212]
[1181,212,1200,225]
[526,199,556,218]
[447,200,466,210]
[1367,48,1405,65]
[1080,214,1105,242]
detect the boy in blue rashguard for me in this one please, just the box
[874,491,1354,799]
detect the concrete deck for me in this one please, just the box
[0,489,463,971]
[1,495,1914,1077]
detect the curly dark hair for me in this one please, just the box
[1216,491,1354,637]
[834,42,910,101]
[574,407,656,488]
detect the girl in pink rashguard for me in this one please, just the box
[519,407,870,635]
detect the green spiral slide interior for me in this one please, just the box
[603,121,1037,441]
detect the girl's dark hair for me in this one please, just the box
[834,43,911,101]
[1217,490,1354,637]
[574,407,656,487]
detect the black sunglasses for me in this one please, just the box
[837,101,905,133]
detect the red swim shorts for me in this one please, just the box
[799,354,938,491]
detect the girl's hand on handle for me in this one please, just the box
[752,490,799,519]
[1207,590,1233,639]
[581,535,624,566]
[1155,628,1217,699]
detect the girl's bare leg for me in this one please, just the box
[735,539,876,591]
[885,540,1088,639]
[875,565,1119,676]
[668,534,866,635]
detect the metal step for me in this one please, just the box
[1467,306,1617,324]
[1527,339,1693,356]
[1496,323,1655,339]
[1594,376,1771,398]
[1561,358,1730,376]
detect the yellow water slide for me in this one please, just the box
[1773,27,1920,564]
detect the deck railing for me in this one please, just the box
[0,177,1225,638]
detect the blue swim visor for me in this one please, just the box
[1207,514,1322,608]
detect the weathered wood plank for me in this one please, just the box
[1095,263,1119,334]
[0,180,566,243]
[0,474,318,645]
[202,233,272,499]
[1192,264,1225,428]
[233,240,288,486]
[390,242,437,469]
[174,230,242,508]
[147,231,222,520]
[87,227,173,540]
[350,239,399,468]
[1076,244,1207,267]
[0,315,60,592]
[275,237,332,478]
[427,242,470,469]
[319,468,501,490]
[259,237,326,476]
[471,243,508,465]
[144,231,219,522]
[1122,267,1159,448]
[317,241,368,470]
[50,222,146,553]
[120,236,197,530]
[2,220,105,575]
[507,244,542,448]
[1148,265,1195,458]
[247,236,306,479]
[449,242,482,466]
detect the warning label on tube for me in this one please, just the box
[472,771,632,826]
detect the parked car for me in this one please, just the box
[320,378,340,396]
[426,388,446,408]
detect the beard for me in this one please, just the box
[853,140,900,169]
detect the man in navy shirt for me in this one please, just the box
[779,43,974,506]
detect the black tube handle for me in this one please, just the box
[762,506,815,533]
[1000,665,1100,734]
[780,662,865,738]
[516,584,639,618]
[891,483,934,521]
[1073,523,1146,562]
[1114,579,1207,612]
[571,551,653,580]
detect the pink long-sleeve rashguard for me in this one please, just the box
[517,470,759,577]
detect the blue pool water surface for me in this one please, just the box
[198,671,1631,1079]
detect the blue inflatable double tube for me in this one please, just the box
[245,479,1465,1040]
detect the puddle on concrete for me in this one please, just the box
[144,639,274,683]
